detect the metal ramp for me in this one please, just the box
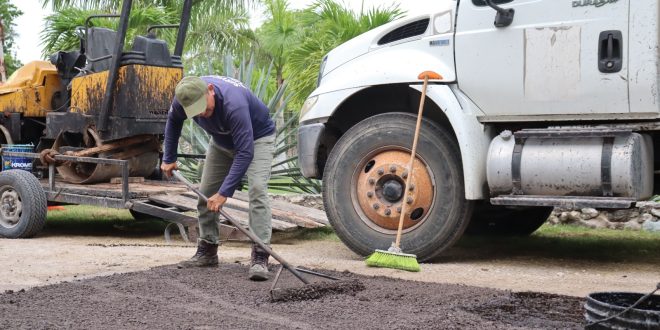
[130,192,250,243]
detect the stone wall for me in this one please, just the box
[547,206,660,232]
[270,194,324,211]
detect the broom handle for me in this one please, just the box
[394,75,429,249]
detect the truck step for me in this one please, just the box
[490,195,636,209]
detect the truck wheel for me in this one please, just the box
[323,113,473,261]
[466,203,552,236]
[0,170,47,238]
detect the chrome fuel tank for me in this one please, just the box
[487,131,653,199]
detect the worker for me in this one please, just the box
[160,75,276,281]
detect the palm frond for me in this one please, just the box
[285,0,403,108]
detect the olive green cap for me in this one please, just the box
[175,76,207,118]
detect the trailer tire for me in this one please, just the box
[0,170,47,238]
[323,113,473,262]
[466,203,552,236]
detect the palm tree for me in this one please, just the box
[40,0,253,11]
[40,0,257,60]
[40,5,178,57]
[286,0,403,107]
[256,0,300,88]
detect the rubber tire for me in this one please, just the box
[0,170,47,238]
[466,202,552,236]
[323,113,473,262]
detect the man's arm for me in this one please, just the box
[162,100,187,165]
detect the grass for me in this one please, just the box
[44,205,167,237]
[43,206,660,264]
[455,224,660,263]
[273,226,339,243]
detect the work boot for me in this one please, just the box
[177,240,219,269]
[248,244,270,281]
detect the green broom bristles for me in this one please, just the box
[365,249,421,272]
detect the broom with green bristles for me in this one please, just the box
[365,70,442,272]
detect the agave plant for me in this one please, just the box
[177,55,321,194]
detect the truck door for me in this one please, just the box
[455,0,630,118]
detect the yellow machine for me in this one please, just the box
[0,0,193,183]
[0,61,61,119]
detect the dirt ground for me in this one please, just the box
[0,263,585,329]
[1,221,659,328]
[1,233,658,297]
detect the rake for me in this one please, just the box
[172,170,364,302]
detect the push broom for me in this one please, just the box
[365,70,442,272]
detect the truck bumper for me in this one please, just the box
[297,123,325,179]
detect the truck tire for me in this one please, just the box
[0,170,47,238]
[466,203,552,236]
[323,113,473,261]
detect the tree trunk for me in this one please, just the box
[276,70,283,89]
[0,19,6,83]
[273,68,287,169]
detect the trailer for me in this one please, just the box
[0,150,248,242]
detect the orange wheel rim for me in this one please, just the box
[353,148,434,232]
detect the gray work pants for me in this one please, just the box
[197,134,275,245]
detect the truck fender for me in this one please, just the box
[315,41,456,96]
[410,84,492,200]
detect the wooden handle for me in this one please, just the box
[394,75,430,249]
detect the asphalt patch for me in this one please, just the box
[0,262,585,329]
[270,279,365,302]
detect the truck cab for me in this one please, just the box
[298,0,660,260]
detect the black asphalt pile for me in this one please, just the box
[0,262,585,329]
[270,279,365,302]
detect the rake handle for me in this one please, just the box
[394,74,430,249]
[172,170,310,285]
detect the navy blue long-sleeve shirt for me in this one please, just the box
[162,76,275,197]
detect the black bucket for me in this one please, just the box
[585,292,660,329]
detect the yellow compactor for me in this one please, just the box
[0,0,192,183]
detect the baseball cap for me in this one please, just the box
[175,76,208,117]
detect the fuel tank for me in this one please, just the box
[487,130,654,199]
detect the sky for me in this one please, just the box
[10,0,439,64]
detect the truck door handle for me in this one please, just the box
[598,30,622,73]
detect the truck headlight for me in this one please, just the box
[317,55,328,87]
[300,95,319,119]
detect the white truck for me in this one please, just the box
[297,0,659,261]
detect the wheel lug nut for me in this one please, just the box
[368,178,375,185]
[384,209,391,216]
[402,171,408,179]
[408,183,415,191]
[389,165,397,173]
[377,168,384,175]
[367,191,373,198]
[396,207,402,213]
[373,203,380,210]
[406,197,413,204]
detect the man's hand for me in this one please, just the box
[207,193,227,212]
[160,162,178,177]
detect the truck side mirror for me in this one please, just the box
[484,0,515,28]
